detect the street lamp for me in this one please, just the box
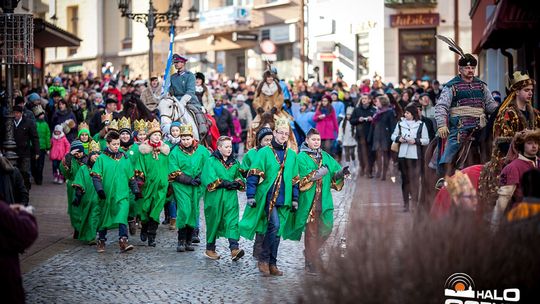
[157,4,198,34]
[117,0,197,79]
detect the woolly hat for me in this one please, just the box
[195,72,205,82]
[256,127,273,144]
[70,140,85,154]
[32,105,45,117]
[27,93,41,103]
[53,76,62,83]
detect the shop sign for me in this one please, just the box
[232,32,258,41]
[200,6,250,29]
[390,13,439,28]
[317,53,336,61]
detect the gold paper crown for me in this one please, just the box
[275,116,289,130]
[147,119,162,135]
[179,124,193,136]
[445,170,476,200]
[108,119,119,131]
[118,117,131,131]
[101,112,112,123]
[89,140,101,153]
[134,119,147,132]
[510,71,533,89]
[78,121,89,132]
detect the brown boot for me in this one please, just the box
[269,265,283,276]
[128,219,136,235]
[97,240,105,253]
[258,261,270,276]
[204,250,220,260]
[169,218,176,230]
[119,237,134,252]
[231,248,245,261]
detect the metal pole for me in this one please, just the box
[147,0,155,79]
[2,12,18,163]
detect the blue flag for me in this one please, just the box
[161,25,175,96]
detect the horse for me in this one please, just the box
[120,94,156,122]
[157,95,217,149]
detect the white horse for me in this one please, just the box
[157,95,200,141]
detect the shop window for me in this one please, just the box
[276,44,292,61]
[67,6,79,56]
[398,28,436,81]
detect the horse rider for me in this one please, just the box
[169,54,209,136]
[434,35,498,188]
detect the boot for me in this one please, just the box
[161,216,170,225]
[119,237,134,252]
[128,219,136,236]
[176,240,186,252]
[169,218,176,230]
[204,250,220,260]
[97,240,106,253]
[148,235,156,247]
[185,241,195,251]
[258,262,270,276]
[305,261,317,275]
[269,265,283,276]
[184,228,194,251]
[231,248,245,261]
[73,230,79,239]
[192,228,200,243]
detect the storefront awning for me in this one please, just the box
[476,0,540,52]
[33,18,81,48]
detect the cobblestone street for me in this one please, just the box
[21,161,366,304]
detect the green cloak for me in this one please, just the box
[238,146,299,240]
[283,150,343,241]
[201,154,245,243]
[239,148,258,175]
[91,151,134,230]
[92,133,107,151]
[121,143,140,218]
[60,155,86,230]
[72,164,101,242]
[134,142,170,223]
[168,143,210,229]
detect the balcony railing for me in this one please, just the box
[385,0,437,9]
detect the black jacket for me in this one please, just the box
[213,107,234,136]
[14,117,39,157]
[89,110,121,136]
[350,105,377,141]
[368,109,397,151]
[0,157,29,205]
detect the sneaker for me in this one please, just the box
[169,218,176,230]
[119,237,134,253]
[258,261,270,276]
[97,240,106,253]
[204,250,220,260]
[192,228,200,243]
[140,231,148,242]
[231,248,245,261]
[53,176,59,184]
[269,265,283,276]
[435,178,445,190]
[185,241,195,251]
[148,236,156,247]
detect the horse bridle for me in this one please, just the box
[160,98,186,121]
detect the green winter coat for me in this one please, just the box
[238,146,299,240]
[239,148,258,175]
[36,119,51,150]
[283,150,343,241]
[201,152,245,243]
[135,142,170,223]
[121,143,140,218]
[72,164,101,242]
[61,155,86,230]
[91,151,134,230]
[92,133,107,151]
[168,143,210,229]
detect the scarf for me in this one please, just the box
[261,81,278,96]
[299,142,322,161]
[372,107,392,124]
[167,134,181,145]
[271,138,287,151]
[52,132,65,140]
[147,140,162,160]
[195,85,204,93]
[121,138,134,149]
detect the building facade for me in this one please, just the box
[174,0,303,81]
[44,0,170,80]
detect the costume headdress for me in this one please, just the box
[89,140,101,153]
[147,119,162,135]
[107,119,119,132]
[118,117,132,134]
[134,119,147,133]
[275,116,289,131]
[497,71,536,116]
[78,121,89,132]
[435,35,477,67]
[179,124,193,136]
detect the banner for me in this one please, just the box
[161,25,175,96]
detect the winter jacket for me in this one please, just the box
[338,119,357,147]
[0,201,38,304]
[232,117,242,144]
[236,104,253,130]
[50,134,70,161]
[0,156,29,205]
[314,105,339,140]
[36,119,51,150]
[213,106,235,136]
[369,108,396,152]
[141,84,161,112]
[51,109,77,141]
[14,117,39,158]
[390,118,429,159]
[350,104,377,142]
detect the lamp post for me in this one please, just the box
[117,0,198,79]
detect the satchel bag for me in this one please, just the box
[391,124,401,153]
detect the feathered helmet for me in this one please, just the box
[435,35,477,67]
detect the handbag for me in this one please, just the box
[391,124,401,153]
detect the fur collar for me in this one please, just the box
[139,141,170,156]
[261,81,278,96]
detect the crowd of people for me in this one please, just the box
[1,45,540,302]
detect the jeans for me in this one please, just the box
[52,159,61,176]
[168,200,177,219]
[259,206,280,265]
[98,224,128,241]
[206,239,239,251]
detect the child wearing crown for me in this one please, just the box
[168,124,210,252]
[133,119,148,144]
[77,122,92,153]
[239,117,300,276]
[201,136,246,261]
[71,140,102,244]
[134,120,170,247]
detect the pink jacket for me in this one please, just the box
[232,117,242,144]
[313,105,339,140]
[50,136,70,161]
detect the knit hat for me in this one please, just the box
[27,93,41,103]
[32,105,45,117]
[54,125,64,134]
[70,140,85,154]
[195,72,205,82]
[105,98,117,104]
[256,127,273,143]
[53,76,62,83]
[236,94,246,102]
